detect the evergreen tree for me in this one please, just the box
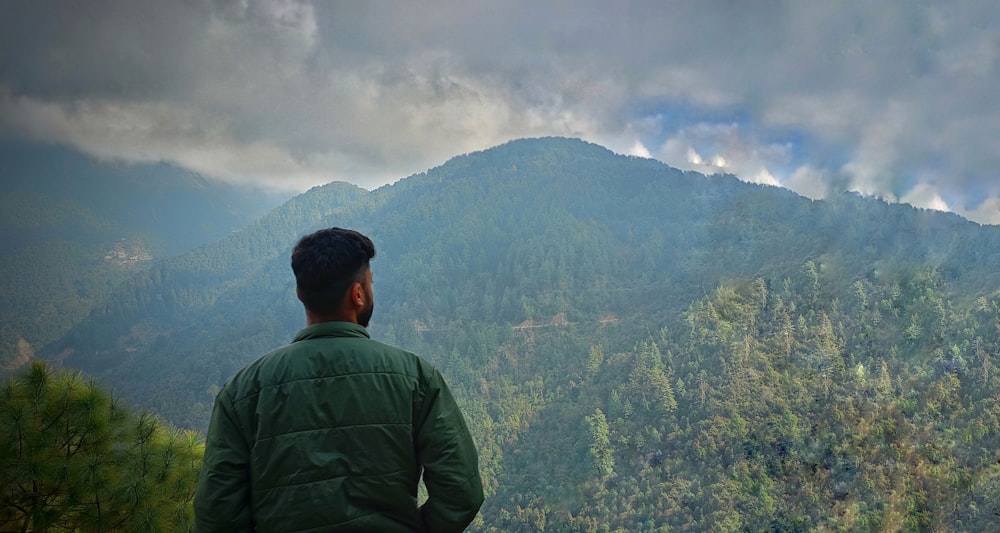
[0,361,203,531]
[584,408,615,479]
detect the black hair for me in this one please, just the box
[291,227,376,315]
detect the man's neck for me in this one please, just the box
[305,310,357,326]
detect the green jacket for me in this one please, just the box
[194,322,483,532]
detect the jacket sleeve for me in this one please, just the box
[416,368,485,532]
[193,389,254,533]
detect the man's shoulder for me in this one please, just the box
[220,335,437,400]
[216,342,295,402]
[363,336,421,358]
[357,337,439,378]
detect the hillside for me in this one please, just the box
[0,141,290,370]
[41,137,1000,530]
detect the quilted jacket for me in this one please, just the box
[194,321,483,532]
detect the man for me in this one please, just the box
[194,227,484,532]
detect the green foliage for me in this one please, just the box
[20,137,1000,530]
[462,266,1000,531]
[585,408,615,478]
[0,361,203,532]
[0,240,141,374]
[0,141,290,370]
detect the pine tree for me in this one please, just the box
[584,408,615,479]
[0,361,203,532]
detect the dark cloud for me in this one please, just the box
[1,0,998,221]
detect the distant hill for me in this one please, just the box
[0,141,291,370]
[39,137,1000,531]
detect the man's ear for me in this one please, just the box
[350,281,364,306]
[296,286,304,303]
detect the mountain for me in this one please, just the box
[0,141,291,371]
[40,137,1000,530]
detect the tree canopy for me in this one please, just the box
[0,361,203,532]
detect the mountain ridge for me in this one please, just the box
[26,136,1000,531]
[40,136,1000,419]
[0,141,297,371]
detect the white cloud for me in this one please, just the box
[900,183,951,213]
[785,165,834,200]
[655,122,788,188]
[959,196,1000,225]
[750,168,780,187]
[0,0,998,216]
[837,100,924,203]
[0,89,329,191]
[627,141,652,158]
[686,147,704,167]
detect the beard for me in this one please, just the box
[358,298,374,328]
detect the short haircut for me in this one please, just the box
[291,227,376,315]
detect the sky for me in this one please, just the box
[1,1,999,223]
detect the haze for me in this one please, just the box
[1,1,998,223]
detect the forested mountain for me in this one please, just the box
[37,137,1000,530]
[0,142,290,371]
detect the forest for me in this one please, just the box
[0,141,284,372]
[3,137,1000,531]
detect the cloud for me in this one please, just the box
[959,197,1000,225]
[900,183,951,213]
[785,165,835,200]
[655,123,787,187]
[626,141,652,158]
[0,0,998,222]
[0,88,329,190]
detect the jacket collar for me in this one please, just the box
[292,321,370,343]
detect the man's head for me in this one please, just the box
[291,227,376,327]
